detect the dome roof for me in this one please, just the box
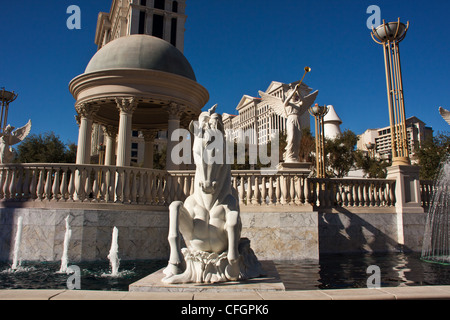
[85,35,197,81]
[324,105,342,124]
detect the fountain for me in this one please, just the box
[11,216,23,271]
[422,153,450,264]
[421,108,450,264]
[58,216,72,273]
[106,227,120,277]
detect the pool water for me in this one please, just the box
[1,253,450,291]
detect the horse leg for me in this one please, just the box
[164,201,192,277]
[225,210,242,281]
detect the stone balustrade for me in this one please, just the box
[0,164,436,211]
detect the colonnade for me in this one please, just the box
[75,98,188,170]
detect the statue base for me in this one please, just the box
[161,238,266,284]
[129,261,285,293]
[277,162,312,172]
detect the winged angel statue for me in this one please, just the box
[259,83,318,163]
[439,107,450,126]
[0,120,32,164]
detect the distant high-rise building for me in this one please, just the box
[95,0,187,52]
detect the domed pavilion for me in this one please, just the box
[69,34,209,169]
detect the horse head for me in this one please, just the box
[189,107,228,195]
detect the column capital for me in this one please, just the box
[102,125,118,139]
[142,129,159,142]
[116,97,138,115]
[164,102,186,120]
[75,103,99,119]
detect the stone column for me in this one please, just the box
[142,130,158,169]
[116,98,138,167]
[102,125,118,166]
[164,102,185,170]
[386,165,424,251]
[75,103,99,165]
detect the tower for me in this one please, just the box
[371,18,410,166]
[95,0,187,52]
[323,105,342,140]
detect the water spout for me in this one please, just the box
[107,227,120,277]
[11,217,23,270]
[59,216,72,273]
[422,153,450,264]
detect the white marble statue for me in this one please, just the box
[439,107,450,126]
[259,83,318,163]
[0,120,32,164]
[163,105,264,284]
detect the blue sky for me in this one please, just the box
[1,0,449,145]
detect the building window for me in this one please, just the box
[170,18,177,46]
[138,11,146,34]
[153,14,164,39]
[140,0,147,6]
[132,143,139,150]
[172,1,178,12]
[132,131,139,137]
[154,0,165,10]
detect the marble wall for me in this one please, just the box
[0,208,169,262]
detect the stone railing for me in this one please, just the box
[3,164,436,211]
[0,164,168,206]
[308,178,397,209]
[420,180,435,209]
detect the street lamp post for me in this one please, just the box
[0,88,18,133]
[371,18,410,166]
[309,103,329,178]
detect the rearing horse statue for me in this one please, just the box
[163,105,263,284]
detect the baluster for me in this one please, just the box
[358,180,364,207]
[15,168,23,200]
[158,173,165,205]
[390,181,396,207]
[0,169,4,199]
[9,168,17,200]
[304,178,311,205]
[22,169,30,200]
[289,175,295,206]
[144,172,152,204]
[352,181,359,207]
[183,175,191,201]
[99,168,107,202]
[36,169,45,201]
[246,175,253,206]
[91,168,100,202]
[59,170,68,201]
[252,175,260,205]
[67,170,75,202]
[84,168,92,202]
[177,176,184,202]
[260,176,267,205]
[280,175,288,205]
[51,169,60,201]
[296,176,303,205]
[375,181,381,207]
[161,174,168,205]
[368,183,375,207]
[268,176,275,205]
[130,170,137,204]
[335,180,342,207]
[123,169,131,203]
[115,170,123,203]
[236,175,243,205]
[137,170,145,204]
[275,175,281,205]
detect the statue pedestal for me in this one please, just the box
[129,261,285,293]
[277,162,312,173]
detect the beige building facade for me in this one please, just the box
[357,116,433,161]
